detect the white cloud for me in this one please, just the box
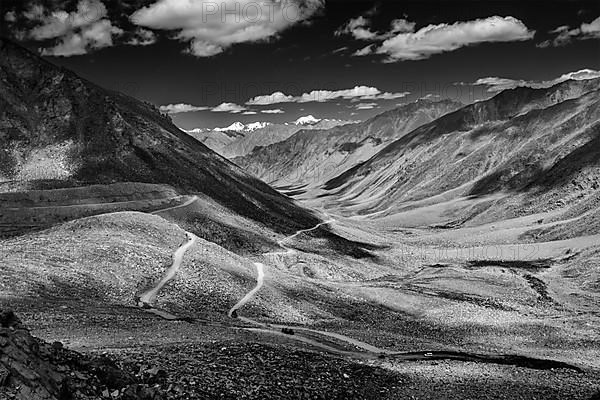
[337,14,532,61]
[4,11,17,22]
[160,103,210,114]
[127,28,157,46]
[211,102,247,113]
[353,44,374,56]
[245,86,411,105]
[298,86,381,103]
[336,15,415,42]
[390,19,416,34]
[538,16,600,47]
[361,91,410,100]
[131,0,324,57]
[469,68,600,92]
[242,111,258,115]
[355,102,378,110]
[42,20,124,57]
[581,16,600,35]
[261,109,285,114]
[246,91,295,105]
[23,0,124,57]
[376,16,534,61]
[336,16,379,40]
[189,40,224,57]
[332,46,348,54]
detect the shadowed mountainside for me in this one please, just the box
[321,79,600,228]
[0,38,318,233]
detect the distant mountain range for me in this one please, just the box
[185,116,357,158]
[0,38,318,232]
[233,99,463,193]
[231,76,600,235]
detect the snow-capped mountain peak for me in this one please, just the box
[245,122,271,131]
[213,121,271,133]
[294,115,322,126]
[214,122,246,132]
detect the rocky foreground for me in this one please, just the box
[2,308,600,400]
[0,310,165,400]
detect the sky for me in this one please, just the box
[1,0,599,129]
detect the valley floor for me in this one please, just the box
[2,194,600,399]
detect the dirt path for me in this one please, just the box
[151,195,199,214]
[228,262,265,318]
[137,232,197,319]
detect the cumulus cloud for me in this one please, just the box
[165,87,411,116]
[581,16,600,35]
[246,91,295,105]
[211,102,247,113]
[246,86,410,105]
[261,109,285,114]
[336,14,415,42]
[360,91,410,100]
[390,18,416,34]
[468,68,600,92]
[161,102,250,114]
[4,11,17,22]
[355,102,378,110]
[337,13,533,61]
[131,0,324,57]
[127,28,157,46]
[353,44,374,56]
[22,0,124,56]
[42,20,124,57]
[336,16,379,40]
[537,16,600,47]
[376,16,534,61]
[160,103,210,114]
[298,86,381,102]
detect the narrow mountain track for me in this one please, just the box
[137,229,197,320]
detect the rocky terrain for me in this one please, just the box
[0,309,168,400]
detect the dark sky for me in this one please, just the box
[1,0,599,129]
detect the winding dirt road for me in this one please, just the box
[138,231,197,320]
[139,198,579,371]
[228,218,580,371]
[228,262,265,318]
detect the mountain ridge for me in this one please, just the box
[321,78,600,228]
[0,38,319,232]
[233,98,464,193]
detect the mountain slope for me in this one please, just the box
[185,127,245,155]
[0,38,318,232]
[233,99,463,195]
[220,119,355,159]
[322,79,600,229]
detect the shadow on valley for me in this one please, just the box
[290,226,385,260]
